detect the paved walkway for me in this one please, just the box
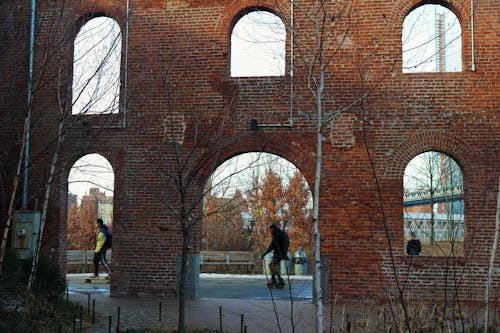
[66,274,363,332]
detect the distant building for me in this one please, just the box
[68,192,77,208]
[81,188,114,226]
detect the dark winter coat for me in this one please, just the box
[264,228,290,260]
[407,239,422,255]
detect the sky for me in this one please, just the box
[210,152,307,198]
[68,154,114,200]
[402,4,461,72]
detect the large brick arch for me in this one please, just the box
[222,0,283,32]
[204,135,317,190]
[384,129,476,180]
[394,0,467,23]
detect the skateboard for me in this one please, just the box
[85,276,110,283]
[266,282,285,289]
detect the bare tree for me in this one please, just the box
[158,66,268,331]
[267,2,356,331]
[484,175,500,329]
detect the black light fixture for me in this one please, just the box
[250,119,258,131]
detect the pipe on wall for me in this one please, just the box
[470,0,476,71]
[22,0,36,207]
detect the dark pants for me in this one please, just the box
[269,257,285,282]
[93,248,111,275]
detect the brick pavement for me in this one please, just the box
[69,292,320,332]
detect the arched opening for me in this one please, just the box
[403,151,464,256]
[72,16,122,114]
[67,154,114,282]
[230,10,286,77]
[200,152,313,299]
[402,4,461,73]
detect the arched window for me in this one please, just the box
[230,10,286,77]
[402,4,461,73]
[403,151,464,256]
[68,153,115,247]
[72,17,122,115]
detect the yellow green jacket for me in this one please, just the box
[95,229,106,252]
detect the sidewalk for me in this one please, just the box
[66,274,331,332]
[69,292,319,332]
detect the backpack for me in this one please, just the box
[103,227,113,249]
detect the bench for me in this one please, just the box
[200,251,255,266]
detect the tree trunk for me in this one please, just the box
[27,120,64,292]
[312,65,324,333]
[484,175,500,328]
[177,222,191,333]
[430,190,435,245]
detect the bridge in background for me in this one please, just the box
[403,187,463,207]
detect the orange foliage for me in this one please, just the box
[67,200,97,250]
[201,168,312,259]
[249,169,312,257]
[202,189,249,251]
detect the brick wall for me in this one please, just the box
[0,0,498,301]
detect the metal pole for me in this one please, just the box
[116,307,121,332]
[122,0,130,127]
[92,299,96,323]
[23,0,36,207]
[219,306,223,332]
[470,0,476,71]
[79,305,83,329]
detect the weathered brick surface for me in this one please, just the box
[0,0,498,301]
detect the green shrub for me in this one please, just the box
[1,249,66,299]
[0,249,78,332]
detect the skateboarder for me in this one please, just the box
[262,222,289,288]
[88,218,111,279]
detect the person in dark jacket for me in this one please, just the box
[89,218,111,279]
[406,232,422,256]
[262,223,290,287]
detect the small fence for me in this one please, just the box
[67,250,112,273]
[67,250,254,269]
[404,219,464,243]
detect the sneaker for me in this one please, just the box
[275,278,285,288]
[267,279,277,287]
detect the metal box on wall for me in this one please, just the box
[13,211,41,259]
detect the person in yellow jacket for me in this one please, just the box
[89,218,111,279]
